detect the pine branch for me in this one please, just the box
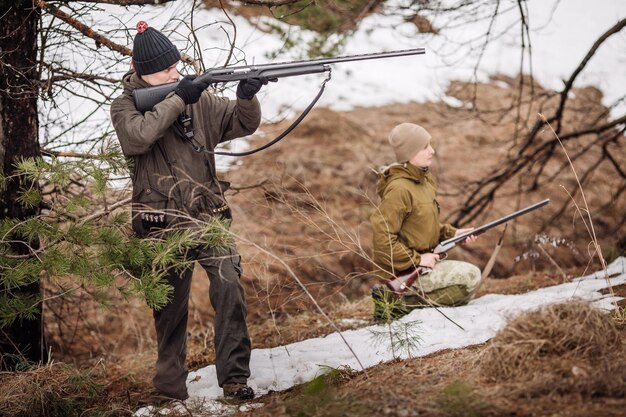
[78,198,132,225]
[41,150,104,160]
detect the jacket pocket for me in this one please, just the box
[192,188,232,222]
[131,187,174,237]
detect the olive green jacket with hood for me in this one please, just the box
[370,163,457,278]
[111,72,261,236]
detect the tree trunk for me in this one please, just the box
[0,0,45,368]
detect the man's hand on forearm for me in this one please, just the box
[236,77,269,100]
[455,228,478,244]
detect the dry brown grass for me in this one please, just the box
[476,269,578,297]
[43,280,156,363]
[478,301,626,398]
[0,361,132,417]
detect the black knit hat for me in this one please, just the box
[132,21,181,76]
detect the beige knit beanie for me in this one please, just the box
[388,123,432,162]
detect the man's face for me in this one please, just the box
[141,62,180,86]
[409,139,435,168]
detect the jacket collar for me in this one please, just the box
[121,70,151,95]
[403,162,429,182]
[376,162,431,197]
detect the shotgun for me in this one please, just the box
[133,48,425,112]
[386,198,550,294]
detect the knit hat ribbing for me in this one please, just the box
[388,123,432,162]
[132,21,181,76]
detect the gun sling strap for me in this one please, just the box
[173,75,331,157]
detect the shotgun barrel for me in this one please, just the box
[133,48,426,112]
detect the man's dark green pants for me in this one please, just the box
[152,245,251,400]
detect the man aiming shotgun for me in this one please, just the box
[132,46,426,157]
[111,21,265,405]
[110,21,426,406]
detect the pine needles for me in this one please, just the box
[0,361,113,417]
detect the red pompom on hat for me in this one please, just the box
[132,21,180,76]
[136,21,149,34]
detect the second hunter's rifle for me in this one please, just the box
[386,199,551,295]
[133,48,425,112]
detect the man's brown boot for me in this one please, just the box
[137,390,185,408]
[222,383,254,400]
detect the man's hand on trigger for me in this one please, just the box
[420,253,440,269]
[236,77,270,100]
[175,75,208,105]
[456,228,478,244]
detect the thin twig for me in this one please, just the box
[78,197,131,225]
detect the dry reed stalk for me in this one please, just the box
[538,114,607,272]
[538,114,623,323]
[229,228,369,375]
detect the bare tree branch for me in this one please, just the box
[33,0,197,65]
[451,17,626,226]
[450,113,626,225]
[41,149,105,159]
[34,0,132,55]
[552,17,626,134]
[78,197,132,225]
[240,0,302,6]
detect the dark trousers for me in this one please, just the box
[152,245,251,400]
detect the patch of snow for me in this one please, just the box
[337,318,370,326]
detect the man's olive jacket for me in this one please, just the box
[111,72,261,235]
[370,163,457,278]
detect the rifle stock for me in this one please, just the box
[385,199,550,295]
[132,48,425,112]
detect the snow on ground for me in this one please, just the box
[136,257,626,416]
